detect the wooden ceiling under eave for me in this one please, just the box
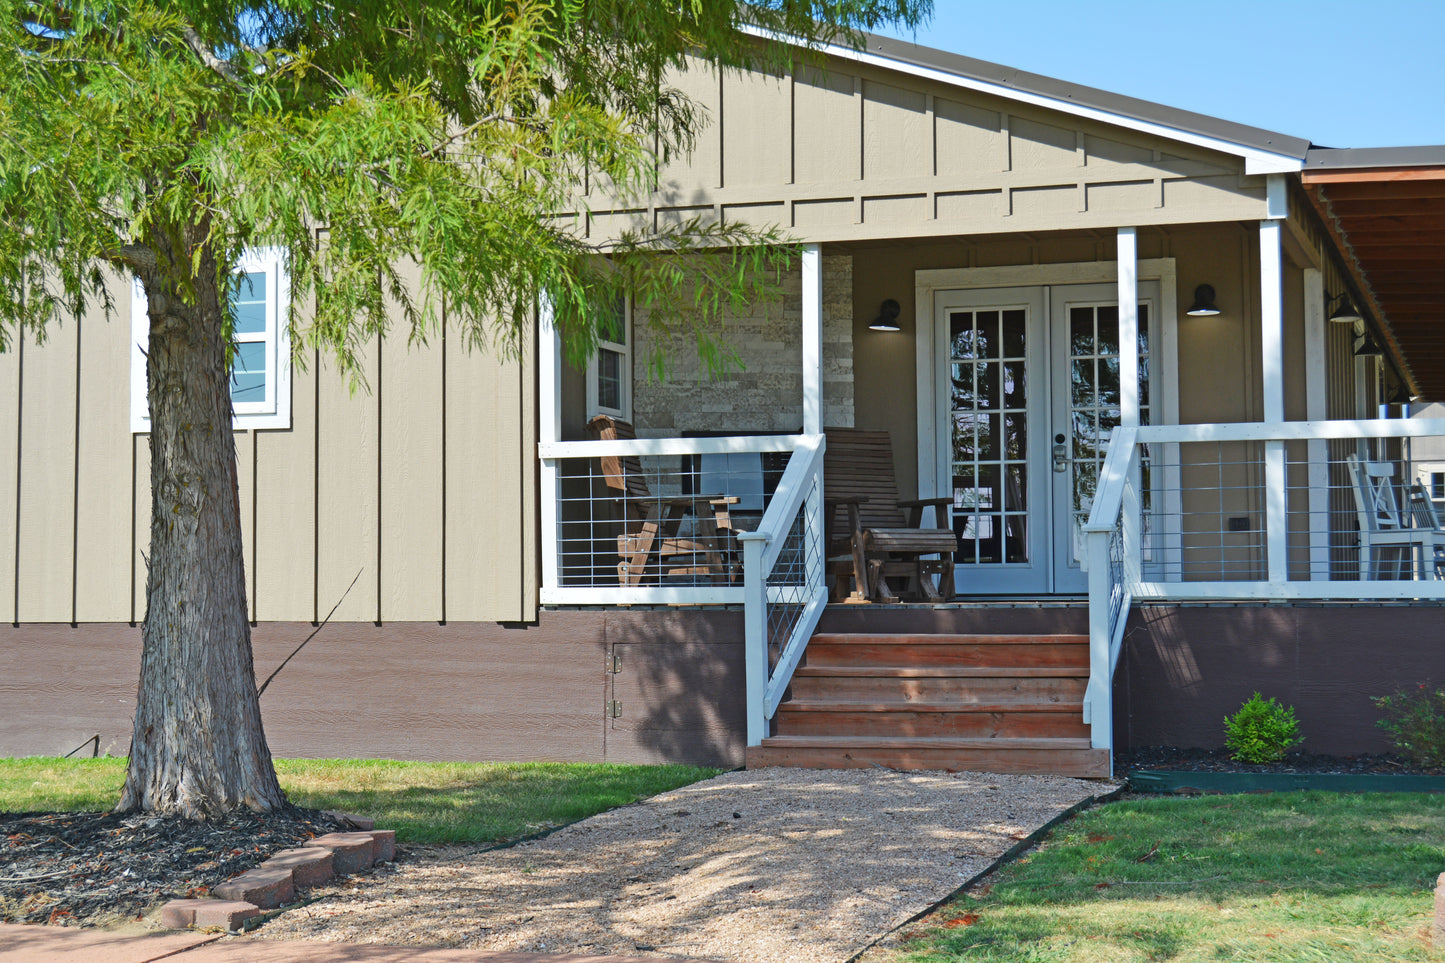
[1303,163,1445,400]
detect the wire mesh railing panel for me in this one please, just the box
[1126,431,1445,587]
[765,472,824,670]
[553,448,791,589]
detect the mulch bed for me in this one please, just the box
[0,807,348,928]
[1117,745,1444,776]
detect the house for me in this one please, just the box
[2,32,1442,775]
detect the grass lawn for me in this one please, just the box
[891,792,1445,963]
[0,757,718,845]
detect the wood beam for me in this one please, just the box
[1303,166,1445,184]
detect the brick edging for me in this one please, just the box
[159,815,394,932]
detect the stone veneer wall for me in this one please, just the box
[631,255,854,434]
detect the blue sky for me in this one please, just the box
[876,0,1445,149]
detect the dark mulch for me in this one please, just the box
[0,806,347,927]
[1117,745,1444,776]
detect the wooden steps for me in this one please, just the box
[748,632,1109,778]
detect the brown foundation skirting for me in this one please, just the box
[0,611,745,766]
[1,603,1433,763]
[1115,604,1445,754]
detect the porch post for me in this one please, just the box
[1304,268,1330,580]
[1117,227,1139,429]
[1261,176,1287,583]
[538,295,561,594]
[801,243,823,436]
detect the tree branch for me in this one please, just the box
[103,243,157,273]
[181,25,244,89]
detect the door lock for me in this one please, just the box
[1052,433,1069,473]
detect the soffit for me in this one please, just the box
[1304,148,1445,399]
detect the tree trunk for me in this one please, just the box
[117,243,286,819]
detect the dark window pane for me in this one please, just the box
[976,311,999,358]
[1071,307,1093,355]
[1004,413,1026,459]
[1001,310,1026,358]
[1002,361,1026,409]
[1072,359,1094,407]
[598,347,622,410]
[977,362,998,407]
[950,313,977,360]
[1096,306,1119,355]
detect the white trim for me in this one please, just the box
[130,248,292,433]
[1303,268,1330,580]
[538,294,561,598]
[1132,581,1445,601]
[584,294,631,421]
[1132,417,1445,443]
[542,585,747,606]
[1117,228,1139,429]
[540,434,802,460]
[1260,220,1285,422]
[738,25,1304,176]
[1266,173,1289,219]
[801,244,823,435]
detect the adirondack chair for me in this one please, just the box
[586,415,739,585]
[1405,482,1445,580]
[823,427,958,602]
[1347,454,1441,580]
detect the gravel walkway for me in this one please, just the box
[257,768,1112,962]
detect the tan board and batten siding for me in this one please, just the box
[578,53,1270,245]
[2,269,537,625]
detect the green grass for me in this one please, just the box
[0,757,719,845]
[892,792,1445,963]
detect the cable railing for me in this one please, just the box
[1082,416,1445,757]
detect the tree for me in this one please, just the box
[0,0,929,818]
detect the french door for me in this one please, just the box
[936,282,1156,594]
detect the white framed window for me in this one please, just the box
[131,247,292,433]
[585,294,631,421]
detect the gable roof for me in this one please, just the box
[743,26,1312,174]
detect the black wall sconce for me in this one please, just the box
[1327,292,1362,324]
[1355,334,1383,358]
[1185,284,1221,317]
[869,298,902,332]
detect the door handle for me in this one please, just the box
[1052,433,1069,473]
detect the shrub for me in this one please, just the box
[1373,684,1445,768]
[1223,692,1303,764]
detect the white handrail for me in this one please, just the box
[753,435,824,572]
[539,434,802,459]
[1133,417,1445,443]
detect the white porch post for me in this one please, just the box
[538,295,562,594]
[801,243,823,436]
[1262,176,1287,583]
[1117,228,1139,429]
[1303,268,1330,580]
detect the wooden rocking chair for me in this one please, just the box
[586,415,739,585]
[823,428,958,602]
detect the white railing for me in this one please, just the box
[538,434,807,605]
[739,434,827,746]
[1083,416,1445,755]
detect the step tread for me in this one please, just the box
[810,633,1088,645]
[794,666,1088,678]
[778,700,1084,713]
[759,735,1094,750]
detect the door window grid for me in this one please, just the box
[950,308,1029,565]
[1067,302,1151,563]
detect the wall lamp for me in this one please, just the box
[1354,334,1383,358]
[1185,284,1221,317]
[869,298,902,332]
[1327,292,1362,325]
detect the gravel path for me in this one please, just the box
[257,768,1111,962]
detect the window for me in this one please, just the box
[586,294,630,421]
[130,248,291,432]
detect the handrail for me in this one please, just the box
[1131,417,1445,443]
[1082,425,1138,535]
[740,434,828,746]
[539,434,802,459]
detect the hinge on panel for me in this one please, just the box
[607,700,623,719]
[608,654,622,674]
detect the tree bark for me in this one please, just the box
[117,240,286,819]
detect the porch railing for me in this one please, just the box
[538,432,829,746]
[739,434,827,746]
[1082,416,1445,756]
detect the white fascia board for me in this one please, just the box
[742,25,1304,176]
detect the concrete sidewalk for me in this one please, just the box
[0,925,705,963]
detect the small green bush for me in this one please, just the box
[1223,692,1302,764]
[1373,684,1445,768]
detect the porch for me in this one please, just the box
[537,222,1445,776]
